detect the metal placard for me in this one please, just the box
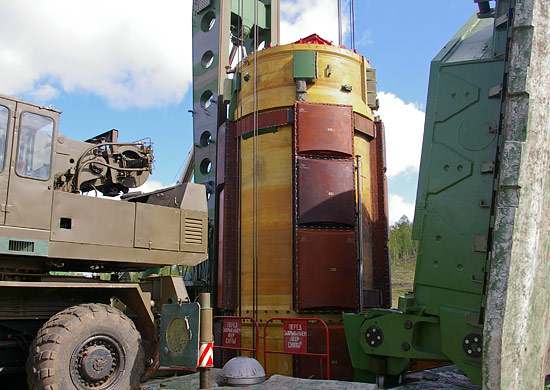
[284,319,307,354]
[222,318,242,348]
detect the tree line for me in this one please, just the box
[388,215,418,261]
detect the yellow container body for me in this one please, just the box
[230,42,379,377]
[237,44,375,119]
[355,133,375,290]
[239,125,293,314]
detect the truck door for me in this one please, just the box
[5,102,58,229]
[0,97,15,225]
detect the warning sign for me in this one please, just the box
[283,319,307,354]
[222,318,241,348]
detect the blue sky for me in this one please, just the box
[0,0,479,224]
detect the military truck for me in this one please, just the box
[0,94,208,389]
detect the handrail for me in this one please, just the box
[263,317,330,380]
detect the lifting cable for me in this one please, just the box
[337,0,342,46]
[337,0,356,50]
[350,0,355,51]
[236,0,244,318]
[252,0,260,325]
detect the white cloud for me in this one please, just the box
[356,30,373,47]
[376,92,425,177]
[28,84,60,102]
[0,1,192,109]
[0,1,360,109]
[280,0,348,45]
[389,194,415,226]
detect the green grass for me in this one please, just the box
[391,255,417,308]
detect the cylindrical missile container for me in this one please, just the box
[216,34,390,380]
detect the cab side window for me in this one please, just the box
[0,106,8,171]
[16,112,53,180]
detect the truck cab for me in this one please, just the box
[0,95,58,234]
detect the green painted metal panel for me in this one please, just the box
[293,51,317,80]
[344,10,513,387]
[190,0,279,297]
[229,0,275,54]
[230,0,268,30]
[159,303,200,368]
[411,37,504,321]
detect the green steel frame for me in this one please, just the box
[190,0,279,299]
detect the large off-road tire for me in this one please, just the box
[26,303,144,390]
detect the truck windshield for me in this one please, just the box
[0,106,7,171]
[16,112,53,180]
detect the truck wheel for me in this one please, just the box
[26,303,144,390]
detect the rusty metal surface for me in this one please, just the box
[294,323,354,381]
[295,102,353,157]
[297,157,355,227]
[217,189,226,308]
[232,108,293,138]
[294,229,358,311]
[216,123,226,187]
[218,127,239,310]
[354,113,375,138]
[363,290,382,307]
[370,121,391,308]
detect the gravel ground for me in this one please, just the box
[141,365,477,390]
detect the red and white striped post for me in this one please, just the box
[198,293,213,389]
[199,341,214,367]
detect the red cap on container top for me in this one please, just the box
[293,33,333,46]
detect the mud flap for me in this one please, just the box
[159,303,200,368]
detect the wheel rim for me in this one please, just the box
[70,335,126,389]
